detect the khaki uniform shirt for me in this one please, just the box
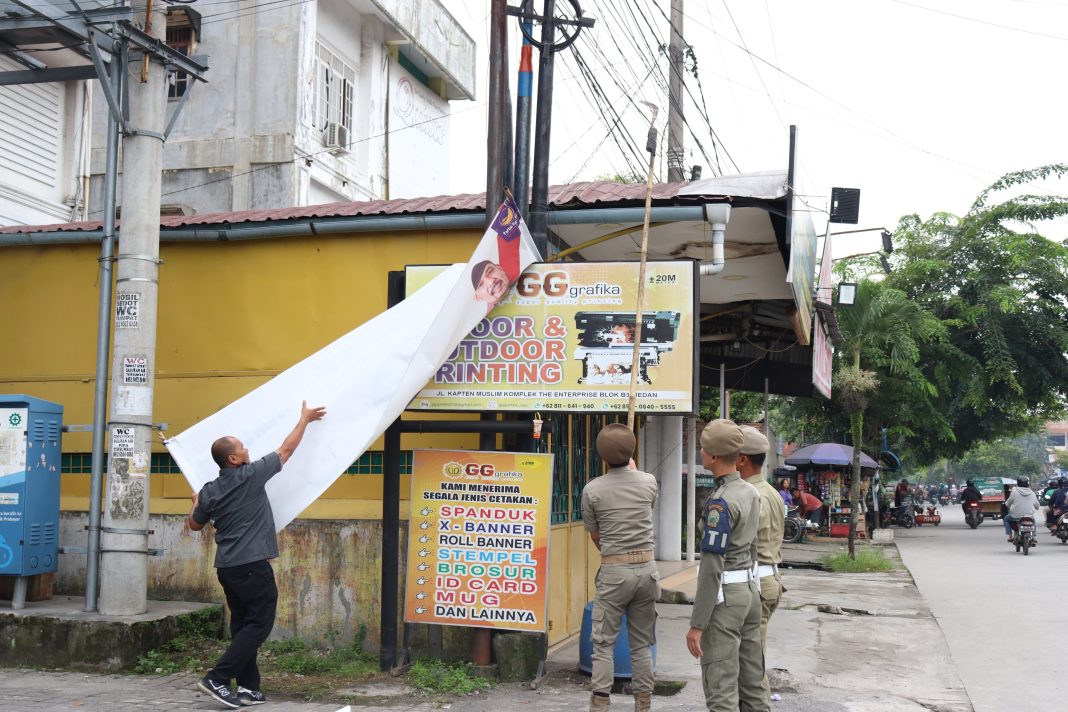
[581,466,658,555]
[744,474,785,566]
[690,472,760,629]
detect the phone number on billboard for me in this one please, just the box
[535,402,684,410]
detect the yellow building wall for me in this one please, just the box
[0,227,610,645]
[0,229,483,517]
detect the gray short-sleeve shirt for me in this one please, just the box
[191,451,282,568]
[580,466,658,555]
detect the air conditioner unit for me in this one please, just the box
[323,122,349,152]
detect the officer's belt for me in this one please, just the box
[721,568,755,585]
[756,564,778,578]
[600,549,654,564]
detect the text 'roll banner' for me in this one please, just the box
[166,198,541,531]
[405,261,698,414]
[404,449,554,633]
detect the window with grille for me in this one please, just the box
[313,40,356,133]
[166,25,194,99]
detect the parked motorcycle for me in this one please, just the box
[964,500,983,529]
[881,503,915,528]
[1009,516,1037,555]
[783,507,805,544]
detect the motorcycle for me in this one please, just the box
[1052,511,1068,544]
[881,503,915,528]
[938,494,950,507]
[783,507,805,544]
[1009,516,1037,555]
[964,500,983,529]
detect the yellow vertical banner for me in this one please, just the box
[404,449,554,632]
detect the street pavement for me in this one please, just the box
[894,504,1068,712]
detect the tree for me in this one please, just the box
[880,165,1068,462]
[835,280,942,558]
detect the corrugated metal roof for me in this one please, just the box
[0,180,716,235]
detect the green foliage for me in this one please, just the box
[1054,450,1068,471]
[407,659,494,695]
[262,637,376,677]
[132,649,200,675]
[821,547,896,573]
[833,165,1068,464]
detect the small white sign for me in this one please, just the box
[113,386,152,417]
[123,356,149,385]
[115,293,140,329]
[111,427,135,459]
[0,492,18,505]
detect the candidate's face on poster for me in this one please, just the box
[474,262,509,305]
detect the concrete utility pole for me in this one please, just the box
[666,0,685,183]
[98,0,167,616]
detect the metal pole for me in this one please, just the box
[98,0,167,615]
[379,271,405,671]
[528,0,557,257]
[486,0,507,220]
[719,363,726,418]
[666,0,685,182]
[513,18,535,218]
[686,415,696,561]
[85,41,123,613]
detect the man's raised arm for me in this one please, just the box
[277,400,327,465]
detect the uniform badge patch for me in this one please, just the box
[701,498,731,554]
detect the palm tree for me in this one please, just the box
[835,280,942,558]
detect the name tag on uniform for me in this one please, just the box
[701,498,731,554]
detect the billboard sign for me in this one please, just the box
[405,261,698,413]
[404,449,553,632]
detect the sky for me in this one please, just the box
[440,0,1068,258]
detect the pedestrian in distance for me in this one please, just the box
[581,423,659,712]
[686,419,770,712]
[188,400,327,709]
[777,479,793,506]
[737,426,785,704]
[790,488,823,528]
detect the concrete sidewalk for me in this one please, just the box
[0,542,971,711]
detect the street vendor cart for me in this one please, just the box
[974,476,1009,520]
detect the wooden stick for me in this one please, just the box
[627,105,659,429]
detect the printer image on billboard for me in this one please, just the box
[573,311,681,386]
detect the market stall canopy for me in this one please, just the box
[785,442,879,470]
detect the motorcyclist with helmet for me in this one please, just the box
[1046,477,1068,532]
[1003,476,1040,543]
[959,479,982,516]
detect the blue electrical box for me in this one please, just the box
[0,395,63,577]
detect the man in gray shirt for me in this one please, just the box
[581,423,659,712]
[188,400,326,709]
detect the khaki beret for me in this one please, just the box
[739,425,770,455]
[596,423,635,465]
[700,419,744,456]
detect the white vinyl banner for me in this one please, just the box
[167,198,541,530]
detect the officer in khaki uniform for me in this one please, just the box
[581,423,659,712]
[686,420,769,712]
[738,425,786,700]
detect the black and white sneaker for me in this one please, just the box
[197,677,241,709]
[237,687,267,706]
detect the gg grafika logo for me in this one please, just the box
[443,461,464,479]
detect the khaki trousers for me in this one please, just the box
[758,574,782,655]
[700,580,769,712]
[590,561,659,695]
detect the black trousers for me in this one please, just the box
[208,559,278,690]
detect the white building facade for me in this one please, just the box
[0,54,91,227]
[87,0,475,217]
